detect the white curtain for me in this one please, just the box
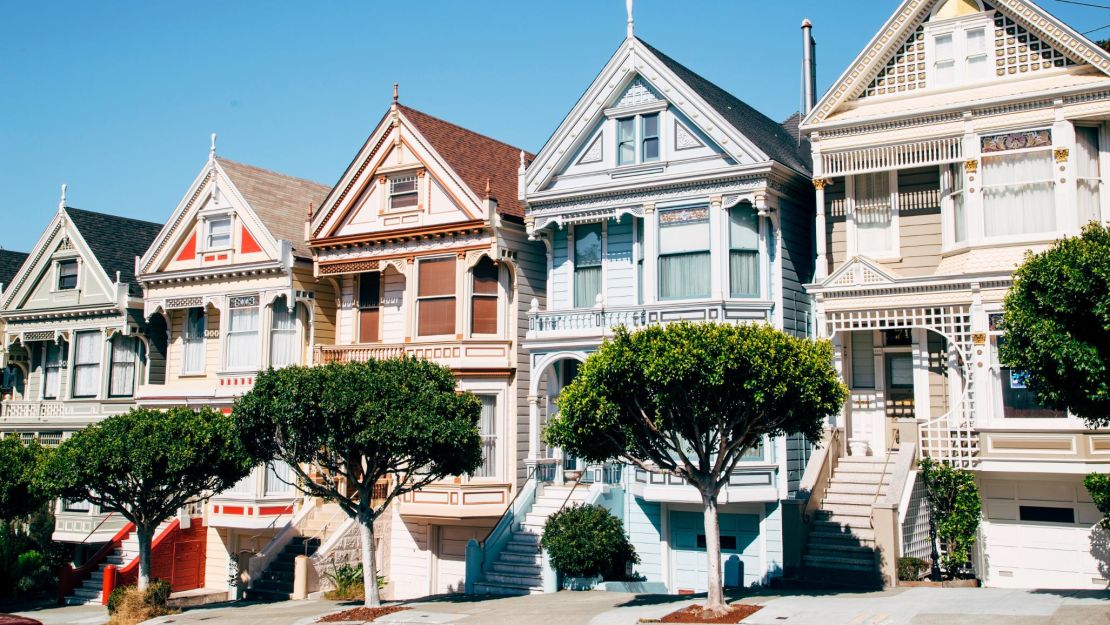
[269,299,298,369]
[945,163,967,243]
[43,342,64,399]
[72,331,101,397]
[226,471,255,495]
[573,224,602,308]
[1077,126,1101,226]
[226,307,259,370]
[109,336,139,397]
[854,172,893,254]
[475,395,497,478]
[982,151,1055,237]
[264,461,295,496]
[659,210,710,299]
[851,331,876,389]
[182,308,205,374]
[729,206,760,297]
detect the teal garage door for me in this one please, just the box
[669,510,760,593]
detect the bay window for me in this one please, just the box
[182,307,205,374]
[475,395,498,478]
[205,217,231,250]
[358,272,381,343]
[573,224,602,308]
[417,257,456,336]
[981,149,1055,238]
[109,335,141,397]
[729,205,760,298]
[226,296,260,370]
[72,331,101,398]
[1077,126,1102,226]
[658,207,710,300]
[43,340,65,399]
[471,257,498,335]
[269,297,299,369]
[851,171,896,256]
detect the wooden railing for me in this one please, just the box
[315,339,513,368]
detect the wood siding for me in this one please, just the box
[605,216,637,306]
[779,199,815,338]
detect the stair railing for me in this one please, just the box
[305,501,351,556]
[479,462,540,547]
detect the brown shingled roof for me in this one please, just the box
[217,158,331,258]
[397,104,533,219]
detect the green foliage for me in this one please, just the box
[1084,473,1110,529]
[540,504,638,579]
[920,458,981,578]
[0,505,66,598]
[107,585,132,614]
[897,556,928,582]
[323,563,385,600]
[0,435,50,520]
[1000,222,1110,428]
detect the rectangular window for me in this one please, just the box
[617,117,636,165]
[57,260,78,290]
[965,27,989,80]
[729,206,760,298]
[417,257,456,336]
[109,335,140,397]
[945,163,967,243]
[226,301,260,370]
[573,224,603,308]
[358,272,381,343]
[982,150,1055,237]
[389,176,418,211]
[43,341,65,399]
[182,307,205,374]
[641,113,660,162]
[853,171,894,255]
[471,259,499,335]
[1019,505,1075,524]
[264,461,295,496]
[475,395,498,478]
[886,353,914,388]
[269,299,298,369]
[658,208,710,300]
[851,331,876,389]
[72,331,101,398]
[934,33,956,85]
[1077,126,1102,226]
[206,217,232,250]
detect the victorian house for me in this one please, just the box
[463,26,815,595]
[134,146,333,598]
[0,195,161,549]
[802,0,1110,589]
[304,97,542,599]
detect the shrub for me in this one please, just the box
[920,458,981,579]
[107,585,132,615]
[1085,473,1110,529]
[107,582,175,625]
[540,504,638,579]
[897,556,928,581]
[322,563,385,601]
[146,579,171,610]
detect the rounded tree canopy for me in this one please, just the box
[0,435,50,520]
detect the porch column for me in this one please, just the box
[813,178,829,280]
[527,394,541,461]
[642,204,657,304]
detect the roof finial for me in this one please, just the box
[626,0,634,39]
[519,150,526,172]
[393,82,399,104]
[306,201,314,221]
[485,178,491,199]
[209,132,217,162]
[58,183,67,212]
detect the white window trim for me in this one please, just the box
[387,174,420,213]
[204,214,233,252]
[655,204,713,303]
[267,299,303,369]
[978,144,1057,245]
[612,109,666,168]
[569,222,607,309]
[726,204,765,300]
[924,11,994,91]
[415,255,458,338]
[70,330,103,400]
[224,303,261,372]
[53,257,81,293]
[181,308,206,376]
[846,171,901,261]
[41,340,65,400]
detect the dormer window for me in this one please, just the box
[205,217,232,250]
[616,113,661,166]
[389,175,418,211]
[56,259,78,290]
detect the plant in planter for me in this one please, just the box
[919,458,981,581]
[540,504,638,589]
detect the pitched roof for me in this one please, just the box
[217,158,331,258]
[636,38,812,176]
[397,104,533,219]
[0,250,28,291]
[65,207,163,296]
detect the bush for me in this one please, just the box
[897,556,928,581]
[322,563,385,601]
[107,582,175,625]
[146,579,171,610]
[107,585,131,615]
[920,458,981,579]
[540,504,638,579]
[1085,473,1110,529]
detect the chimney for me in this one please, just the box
[801,18,817,116]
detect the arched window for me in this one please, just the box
[270,296,300,369]
[471,257,499,335]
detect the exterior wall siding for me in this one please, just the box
[779,199,815,338]
[604,215,636,306]
[624,494,664,583]
[551,228,569,310]
[763,502,784,581]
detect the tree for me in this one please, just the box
[0,436,49,521]
[42,407,254,590]
[545,322,844,615]
[233,358,483,607]
[919,458,981,580]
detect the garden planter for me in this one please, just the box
[562,575,602,591]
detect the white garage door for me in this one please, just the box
[981,477,1105,589]
[435,525,485,595]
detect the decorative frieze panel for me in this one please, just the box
[821,136,962,177]
[980,129,1051,153]
[674,120,704,151]
[615,77,662,108]
[578,134,603,165]
[861,26,927,98]
[165,296,203,309]
[228,294,259,308]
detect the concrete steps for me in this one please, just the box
[65,521,172,606]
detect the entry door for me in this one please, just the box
[434,525,485,595]
[170,541,203,591]
[669,511,760,593]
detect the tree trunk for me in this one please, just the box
[701,490,727,616]
[137,525,153,591]
[358,513,381,608]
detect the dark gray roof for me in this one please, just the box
[0,250,28,292]
[636,38,812,176]
[780,112,813,171]
[65,207,163,296]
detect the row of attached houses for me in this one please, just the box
[1,0,1108,603]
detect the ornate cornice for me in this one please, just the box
[527,175,773,220]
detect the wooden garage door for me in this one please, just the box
[170,540,204,591]
[669,511,760,593]
[435,525,485,595]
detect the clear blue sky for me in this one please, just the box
[1,1,1105,252]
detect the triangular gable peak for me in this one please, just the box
[806,0,1110,125]
[139,158,292,277]
[312,103,528,242]
[819,256,900,289]
[1,209,122,314]
[525,38,786,196]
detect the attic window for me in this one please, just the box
[617,112,661,166]
[206,217,232,250]
[57,260,78,290]
[390,176,419,211]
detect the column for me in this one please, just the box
[709,196,724,300]
[527,394,541,462]
[813,179,829,280]
[642,204,657,305]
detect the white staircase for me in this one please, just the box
[802,455,893,587]
[473,484,589,595]
[66,521,173,605]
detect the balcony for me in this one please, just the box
[208,464,302,529]
[629,465,780,503]
[1,399,133,427]
[53,505,129,544]
[397,480,512,519]
[314,339,513,371]
[527,300,774,342]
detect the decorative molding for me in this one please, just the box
[812,178,831,190]
[578,134,603,165]
[980,129,1051,153]
[528,175,771,221]
[615,76,662,108]
[1054,147,1070,162]
[140,171,213,275]
[165,296,203,309]
[822,136,962,177]
[965,159,979,173]
[674,119,704,151]
[313,130,391,238]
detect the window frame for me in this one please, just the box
[416,256,457,337]
[473,394,499,479]
[225,296,261,372]
[728,204,761,299]
[614,111,665,167]
[269,297,300,369]
[42,340,66,400]
[388,175,419,212]
[470,258,499,336]
[205,216,233,251]
[572,223,604,309]
[979,145,1056,243]
[56,259,79,291]
[641,113,660,162]
[925,10,994,90]
[358,272,382,344]
[847,170,900,260]
[70,330,102,399]
[657,206,712,301]
[181,307,206,375]
[108,335,142,398]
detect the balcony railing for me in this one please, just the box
[1,399,133,423]
[315,339,513,369]
[528,300,774,339]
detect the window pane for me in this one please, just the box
[226,308,259,369]
[359,272,381,308]
[659,208,710,254]
[966,28,985,54]
[57,261,78,290]
[935,33,954,60]
[265,461,295,496]
[642,114,659,162]
[475,395,497,478]
[471,295,498,334]
[886,353,914,388]
[574,224,602,267]
[73,331,101,398]
[619,142,636,165]
[730,251,759,298]
[270,300,298,368]
[659,252,710,299]
[574,265,602,308]
[109,336,139,397]
[642,137,659,161]
[729,205,759,250]
[44,341,65,399]
[183,308,205,373]
[473,258,498,295]
[1077,126,1101,226]
[1019,505,1075,524]
[982,151,1055,237]
[618,118,635,165]
[418,258,456,297]
[390,192,418,210]
[947,164,968,243]
[851,331,876,389]
[1000,369,1066,418]
[854,172,893,254]
[208,218,231,249]
[618,118,635,142]
[418,298,456,336]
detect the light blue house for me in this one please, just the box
[466,25,817,595]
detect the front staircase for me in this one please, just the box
[473,484,589,595]
[66,521,173,605]
[249,536,321,601]
[801,454,894,588]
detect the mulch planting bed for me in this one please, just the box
[318,606,410,623]
[647,603,763,624]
